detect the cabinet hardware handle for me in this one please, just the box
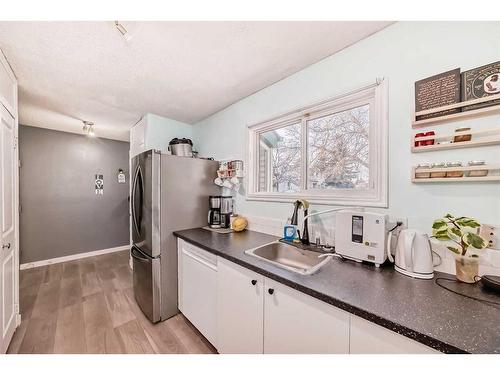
[251,279,257,285]
[268,288,274,295]
[2,243,10,249]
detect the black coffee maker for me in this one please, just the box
[208,196,222,228]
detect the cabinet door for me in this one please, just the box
[0,51,17,118]
[350,315,438,354]
[217,258,264,353]
[130,117,146,158]
[264,278,350,354]
[178,240,217,347]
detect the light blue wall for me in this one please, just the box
[192,22,500,231]
[145,113,193,151]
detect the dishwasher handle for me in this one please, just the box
[182,248,217,271]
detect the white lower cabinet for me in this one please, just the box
[179,241,439,354]
[177,239,217,347]
[264,279,350,354]
[350,315,439,354]
[217,257,264,353]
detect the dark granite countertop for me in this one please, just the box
[174,228,500,354]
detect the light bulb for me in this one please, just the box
[88,126,95,137]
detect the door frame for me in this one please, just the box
[14,105,19,327]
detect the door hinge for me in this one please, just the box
[19,204,22,213]
[18,160,21,168]
[13,136,18,150]
[15,303,19,314]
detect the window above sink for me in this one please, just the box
[247,79,389,207]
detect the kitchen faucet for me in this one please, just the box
[290,199,310,245]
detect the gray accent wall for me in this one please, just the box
[19,125,130,264]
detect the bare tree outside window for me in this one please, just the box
[258,123,301,193]
[249,82,387,206]
[307,104,369,190]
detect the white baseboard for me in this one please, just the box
[20,245,129,270]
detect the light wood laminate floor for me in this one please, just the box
[7,250,217,354]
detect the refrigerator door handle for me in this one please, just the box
[131,246,150,263]
[131,164,138,234]
[131,164,143,235]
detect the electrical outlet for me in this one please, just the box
[480,224,500,250]
[389,216,408,229]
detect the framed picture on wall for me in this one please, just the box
[461,60,500,111]
[414,68,461,120]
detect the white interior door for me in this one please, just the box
[0,105,17,353]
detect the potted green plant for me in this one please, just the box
[432,214,487,283]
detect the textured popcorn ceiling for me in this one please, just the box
[0,21,392,140]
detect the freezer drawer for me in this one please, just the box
[131,246,161,323]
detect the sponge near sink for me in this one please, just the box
[284,225,297,241]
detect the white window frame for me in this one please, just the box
[246,79,388,207]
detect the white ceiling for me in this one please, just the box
[0,21,392,141]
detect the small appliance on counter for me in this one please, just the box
[480,275,500,294]
[220,196,233,229]
[334,210,391,267]
[208,195,222,228]
[168,138,193,157]
[389,229,436,279]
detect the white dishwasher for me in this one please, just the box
[177,239,217,347]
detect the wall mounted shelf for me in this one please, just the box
[412,93,500,128]
[411,127,500,153]
[413,176,500,183]
[411,164,500,183]
[412,139,500,152]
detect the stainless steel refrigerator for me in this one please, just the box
[130,150,220,322]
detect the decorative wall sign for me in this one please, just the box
[415,68,461,120]
[462,60,500,111]
[117,169,126,184]
[95,174,104,195]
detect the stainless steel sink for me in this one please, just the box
[244,241,331,275]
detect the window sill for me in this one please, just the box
[246,192,388,208]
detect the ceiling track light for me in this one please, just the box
[114,21,132,42]
[83,120,95,137]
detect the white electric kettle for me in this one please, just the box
[387,229,435,279]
